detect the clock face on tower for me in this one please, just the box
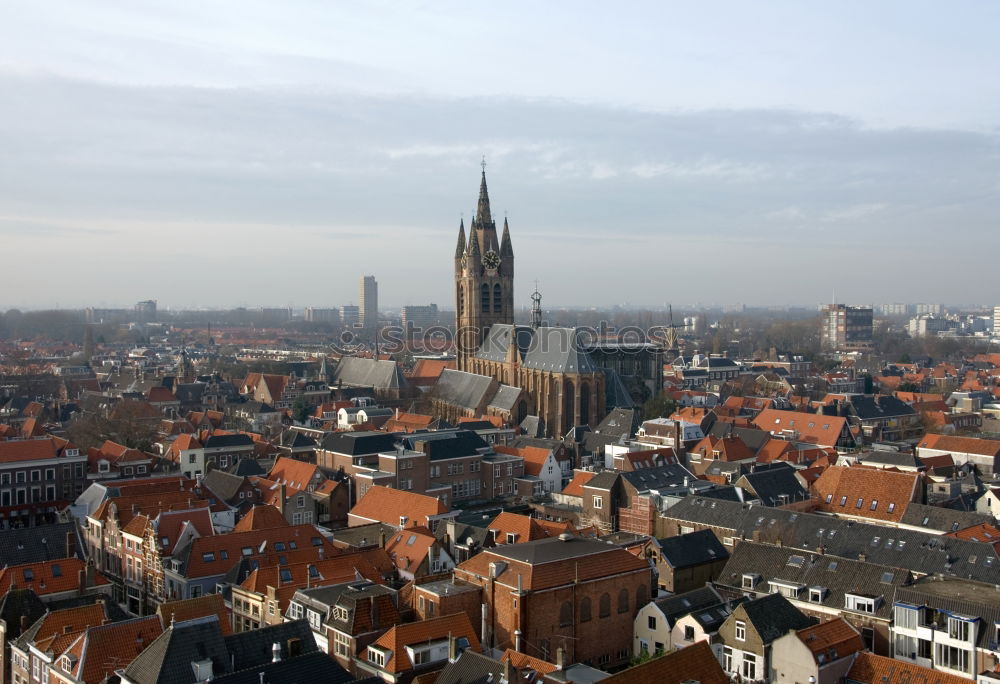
[482,250,501,271]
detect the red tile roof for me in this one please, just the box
[156,593,232,635]
[847,652,967,684]
[811,466,920,523]
[63,615,162,684]
[753,409,849,448]
[0,438,60,463]
[268,456,322,491]
[0,557,110,597]
[918,433,1000,457]
[234,504,291,532]
[487,512,576,544]
[181,524,337,578]
[795,617,863,662]
[350,486,449,527]
[561,471,595,497]
[384,526,440,574]
[601,640,727,684]
[366,613,480,674]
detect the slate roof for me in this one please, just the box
[663,496,1000,584]
[319,431,398,456]
[433,370,495,411]
[849,395,917,420]
[202,470,246,503]
[738,593,815,644]
[209,651,354,684]
[651,585,727,628]
[656,529,729,569]
[203,433,254,449]
[488,384,522,412]
[717,541,910,620]
[434,650,504,684]
[0,522,81,564]
[402,430,489,461]
[899,503,993,533]
[332,357,407,390]
[738,463,809,506]
[476,324,598,373]
[707,423,772,453]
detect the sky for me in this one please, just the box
[1,1,999,310]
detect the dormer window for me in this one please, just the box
[741,573,760,589]
[506,533,517,544]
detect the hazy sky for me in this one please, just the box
[2,1,999,310]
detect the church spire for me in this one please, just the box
[476,162,493,227]
[455,218,466,258]
[500,216,513,258]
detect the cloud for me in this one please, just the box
[0,73,998,307]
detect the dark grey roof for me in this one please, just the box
[487,536,633,566]
[737,463,809,506]
[121,615,230,684]
[898,503,994,533]
[488,384,522,412]
[319,431,398,456]
[604,369,636,409]
[209,651,354,684]
[652,585,726,627]
[664,496,1000,584]
[706,423,772,452]
[403,430,489,461]
[0,522,81,564]
[592,407,641,439]
[621,463,706,495]
[519,415,546,438]
[434,649,504,684]
[582,471,619,491]
[202,470,245,503]
[434,370,496,410]
[278,431,317,449]
[656,529,729,569]
[717,541,910,621]
[332,357,407,391]
[203,433,254,449]
[476,324,598,373]
[224,619,317,671]
[858,451,922,468]
[174,383,205,403]
[0,589,47,641]
[436,519,491,552]
[739,593,814,644]
[332,522,396,548]
[227,458,269,477]
[512,436,563,451]
[849,395,916,420]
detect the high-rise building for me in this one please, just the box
[359,275,378,330]
[340,305,360,327]
[134,300,157,322]
[304,307,340,324]
[992,306,1000,333]
[821,304,874,351]
[401,304,440,332]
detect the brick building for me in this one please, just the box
[453,535,653,670]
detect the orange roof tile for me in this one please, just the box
[795,618,863,662]
[487,512,575,544]
[847,652,967,684]
[919,433,1000,457]
[367,613,480,674]
[350,486,448,527]
[601,640,727,684]
[752,409,849,448]
[561,471,595,497]
[811,466,919,522]
[234,504,291,532]
[385,526,440,573]
[0,557,109,597]
[65,615,162,684]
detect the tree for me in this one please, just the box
[67,401,160,452]
[641,393,677,421]
[291,396,311,424]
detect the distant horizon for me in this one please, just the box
[3,3,999,306]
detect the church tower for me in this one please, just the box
[455,164,514,371]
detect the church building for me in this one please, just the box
[432,167,620,437]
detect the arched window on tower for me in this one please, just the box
[559,600,573,627]
[457,285,464,318]
[493,284,502,313]
[481,284,490,312]
[580,597,592,622]
[599,592,611,618]
[618,588,630,613]
[580,383,591,426]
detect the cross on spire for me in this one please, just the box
[481,155,487,173]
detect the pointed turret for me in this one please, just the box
[455,219,466,258]
[500,217,513,258]
[468,222,481,261]
[476,170,493,227]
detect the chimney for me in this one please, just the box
[20,615,28,634]
[448,632,458,662]
[556,647,565,670]
[78,568,87,596]
[278,483,286,516]
[271,642,281,663]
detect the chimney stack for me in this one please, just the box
[448,632,458,662]
[556,647,565,670]
[271,642,281,663]
[502,658,516,684]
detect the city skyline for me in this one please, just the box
[2,2,999,308]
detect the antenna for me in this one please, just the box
[481,155,487,173]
